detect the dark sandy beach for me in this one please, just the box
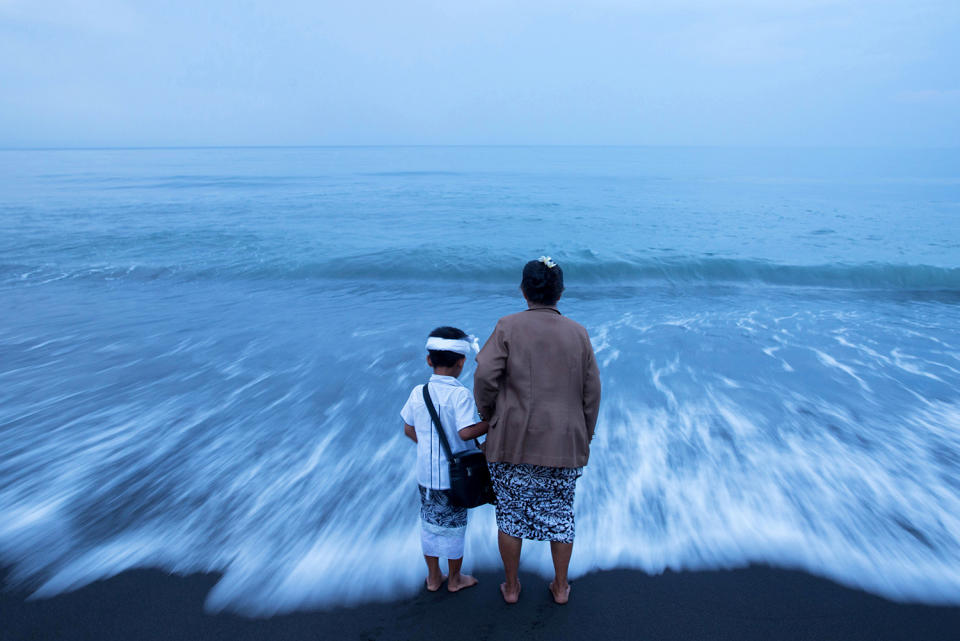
[2,565,959,641]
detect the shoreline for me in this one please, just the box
[3,565,960,640]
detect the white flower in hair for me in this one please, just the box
[538,256,557,268]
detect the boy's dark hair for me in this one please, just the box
[521,259,564,305]
[428,326,468,368]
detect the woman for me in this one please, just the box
[474,256,601,605]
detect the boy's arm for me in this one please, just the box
[458,421,488,441]
[403,423,418,443]
[400,388,418,443]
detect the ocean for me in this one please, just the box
[1,146,959,615]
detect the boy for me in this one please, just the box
[401,326,489,592]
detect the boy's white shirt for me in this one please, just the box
[401,374,480,490]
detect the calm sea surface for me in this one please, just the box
[1,146,959,613]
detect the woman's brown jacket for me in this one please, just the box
[474,305,601,468]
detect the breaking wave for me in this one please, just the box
[3,255,959,292]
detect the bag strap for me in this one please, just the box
[423,383,455,461]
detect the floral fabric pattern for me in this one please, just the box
[488,462,582,543]
[419,485,467,529]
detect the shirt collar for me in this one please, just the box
[429,374,464,386]
[526,304,561,314]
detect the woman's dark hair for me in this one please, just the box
[521,259,564,305]
[428,326,468,368]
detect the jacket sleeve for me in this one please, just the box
[582,336,602,440]
[473,320,507,421]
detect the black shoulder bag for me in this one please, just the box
[422,383,495,508]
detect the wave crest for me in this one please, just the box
[3,255,959,291]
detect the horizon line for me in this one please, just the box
[2,143,960,152]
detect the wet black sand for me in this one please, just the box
[3,565,959,640]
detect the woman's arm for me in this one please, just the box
[458,421,488,441]
[474,321,507,420]
[583,339,602,441]
[403,423,418,443]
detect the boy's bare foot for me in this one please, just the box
[425,574,447,592]
[447,574,479,593]
[500,581,521,604]
[549,580,570,605]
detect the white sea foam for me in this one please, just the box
[3,298,957,614]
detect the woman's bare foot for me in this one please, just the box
[549,580,570,605]
[500,581,521,604]
[425,573,447,592]
[447,574,479,593]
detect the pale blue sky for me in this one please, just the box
[1,0,958,147]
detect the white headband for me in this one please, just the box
[426,336,480,355]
